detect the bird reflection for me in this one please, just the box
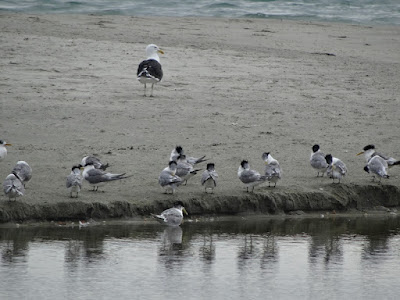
[260,235,278,268]
[237,235,260,270]
[0,229,30,265]
[162,226,183,246]
[158,226,185,269]
[65,240,83,264]
[237,235,279,270]
[80,231,106,263]
[324,237,342,264]
[362,236,390,261]
[1,243,17,264]
[158,227,183,255]
[238,235,256,259]
[199,235,215,263]
[308,235,343,266]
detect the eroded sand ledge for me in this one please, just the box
[1,184,398,223]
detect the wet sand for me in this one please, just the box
[0,13,399,221]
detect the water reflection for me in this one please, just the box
[0,216,400,266]
[199,234,215,263]
[162,226,183,246]
[0,217,400,263]
[0,215,400,299]
[0,227,30,265]
[158,226,184,266]
[261,235,278,266]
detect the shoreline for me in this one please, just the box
[1,183,399,223]
[1,13,399,223]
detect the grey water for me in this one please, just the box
[1,215,400,300]
[1,0,400,26]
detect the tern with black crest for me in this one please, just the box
[363,155,389,182]
[170,145,207,165]
[3,173,25,201]
[201,163,218,193]
[357,144,400,168]
[151,201,188,226]
[262,152,282,187]
[66,165,83,198]
[176,154,202,185]
[0,140,12,162]
[82,162,132,191]
[238,160,266,192]
[310,144,329,177]
[325,154,347,184]
[81,156,109,170]
[12,161,32,186]
[158,161,183,194]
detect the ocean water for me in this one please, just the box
[0,0,400,26]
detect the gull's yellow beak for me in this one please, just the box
[356,151,364,156]
[5,143,12,146]
[158,49,164,55]
[182,207,188,215]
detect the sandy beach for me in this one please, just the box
[0,13,399,221]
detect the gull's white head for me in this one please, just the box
[145,44,164,62]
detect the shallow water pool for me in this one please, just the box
[1,214,400,299]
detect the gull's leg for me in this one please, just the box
[150,83,154,97]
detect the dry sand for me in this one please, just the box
[0,13,399,217]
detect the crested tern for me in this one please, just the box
[82,162,132,191]
[66,165,83,198]
[363,155,389,182]
[151,201,188,226]
[262,152,282,187]
[137,44,164,97]
[3,173,25,201]
[201,163,218,193]
[357,144,400,168]
[12,161,32,186]
[158,161,183,194]
[238,160,267,192]
[170,145,207,165]
[176,154,201,185]
[81,156,109,170]
[325,154,347,184]
[310,144,329,177]
[0,140,12,162]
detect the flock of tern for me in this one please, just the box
[2,141,398,203]
[1,141,397,226]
